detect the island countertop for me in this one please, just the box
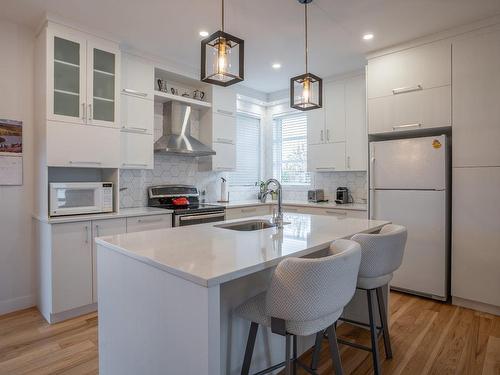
[95,213,389,287]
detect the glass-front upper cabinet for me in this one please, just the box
[49,32,87,124]
[87,41,120,127]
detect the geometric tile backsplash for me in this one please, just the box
[119,154,368,208]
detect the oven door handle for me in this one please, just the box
[179,212,226,221]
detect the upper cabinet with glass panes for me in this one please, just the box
[46,24,120,128]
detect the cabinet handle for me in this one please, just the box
[285,208,298,212]
[88,104,93,120]
[122,163,148,167]
[216,109,234,116]
[95,224,100,237]
[392,84,423,95]
[215,167,234,171]
[137,217,163,223]
[392,123,422,130]
[84,225,89,243]
[69,161,102,165]
[82,103,86,120]
[316,167,335,171]
[320,130,324,141]
[326,129,330,141]
[215,138,234,144]
[123,126,148,133]
[325,210,347,216]
[241,208,257,213]
[122,88,148,97]
[347,156,351,169]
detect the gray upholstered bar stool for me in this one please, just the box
[311,224,407,375]
[235,239,362,375]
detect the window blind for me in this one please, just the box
[230,114,261,186]
[273,113,310,185]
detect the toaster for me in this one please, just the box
[308,189,326,203]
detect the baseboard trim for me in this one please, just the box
[0,294,36,316]
[49,303,97,324]
[452,296,500,316]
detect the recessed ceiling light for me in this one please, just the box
[199,30,209,37]
[363,33,374,41]
[272,63,282,69]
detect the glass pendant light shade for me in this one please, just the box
[201,0,244,87]
[290,0,323,111]
[290,72,322,110]
[201,30,244,86]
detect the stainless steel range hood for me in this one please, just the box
[154,101,215,157]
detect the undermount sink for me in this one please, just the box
[215,219,278,231]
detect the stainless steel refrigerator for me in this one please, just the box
[369,135,450,300]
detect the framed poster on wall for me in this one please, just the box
[0,119,23,185]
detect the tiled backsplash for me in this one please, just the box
[120,156,367,208]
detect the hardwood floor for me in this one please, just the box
[0,292,498,374]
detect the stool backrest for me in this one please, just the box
[351,224,407,279]
[265,239,361,322]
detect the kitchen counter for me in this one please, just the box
[96,213,389,374]
[208,199,367,211]
[34,206,172,224]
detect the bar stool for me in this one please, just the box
[311,224,407,375]
[235,239,362,375]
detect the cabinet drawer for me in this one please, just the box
[212,112,236,144]
[126,214,172,233]
[120,132,153,169]
[121,94,154,134]
[367,41,451,99]
[225,205,271,220]
[368,85,451,134]
[47,121,120,168]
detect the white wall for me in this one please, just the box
[0,20,36,315]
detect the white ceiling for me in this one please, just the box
[2,0,500,93]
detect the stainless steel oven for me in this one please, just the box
[174,210,226,227]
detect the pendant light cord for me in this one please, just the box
[304,2,308,73]
[221,0,225,31]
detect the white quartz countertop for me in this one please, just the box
[208,200,367,211]
[34,207,173,224]
[96,213,389,287]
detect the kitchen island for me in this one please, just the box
[96,213,389,375]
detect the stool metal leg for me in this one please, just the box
[285,334,292,375]
[367,289,381,375]
[326,324,343,375]
[241,322,258,375]
[310,331,323,370]
[376,286,392,359]
[292,335,298,375]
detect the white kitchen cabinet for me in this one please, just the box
[120,132,154,169]
[307,108,325,145]
[92,218,126,303]
[126,214,172,233]
[52,221,93,313]
[121,53,154,100]
[225,205,272,220]
[46,23,120,128]
[452,167,500,308]
[308,142,346,172]
[453,28,500,167]
[212,112,237,144]
[212,142,237,171]
[367,40,451,135]
[120,94,154,134]
[47,121,120,168]
[211,86,237,116]
[283,205,366,219]
[324,82,346,142]
[345,75,367,170]
[367,40,451,99]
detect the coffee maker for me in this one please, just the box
[335,187,351,204]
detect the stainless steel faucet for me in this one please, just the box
[260,178,283,227]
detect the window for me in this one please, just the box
[230,114,261,186]
[273,113,310,185]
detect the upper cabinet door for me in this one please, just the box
[307,108,325,145]
[324,82,346,142]
[367,40,451,99]
[453,28,500,168]
[87,39,120,127]
[47,30,87,124]
[345,75,367,171]
[211,86,236,116]
[121,53,154,100]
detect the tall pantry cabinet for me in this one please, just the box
[451,25,500,313]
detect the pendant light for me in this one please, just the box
[201,0,244,86]
[290,0,322,111]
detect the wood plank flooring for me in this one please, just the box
[0,292,498,374]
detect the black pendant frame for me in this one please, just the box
[290,72,323,111]
[201,30,244,87]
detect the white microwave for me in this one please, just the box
[49,182,114,217]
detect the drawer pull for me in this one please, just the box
[122,88,148,97]
[215,138,235,144]
[241,208,257,213]
[325,210,347,216]
[392,123,422,130]
[286,208,298,212]
[122,163,148,167]
[137,217,164,223]
[122,126,148,133]
[216,109,234,116]
[316,167,336,171]
[392,84,423,95]
[69,160,102,165]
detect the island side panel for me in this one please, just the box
[97,244,220,375]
